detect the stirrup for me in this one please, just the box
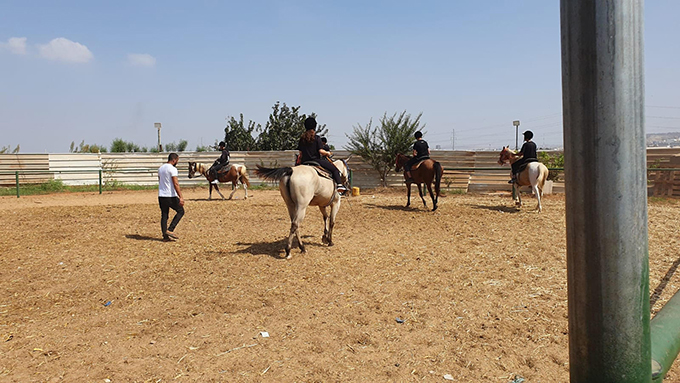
[508,179,515,184]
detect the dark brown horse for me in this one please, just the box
[188,162,250,200]
[395,153,443,211]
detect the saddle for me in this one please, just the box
[515,158,538,174]
[301,161,333,179]
[216,164,232,174]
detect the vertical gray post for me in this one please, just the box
[561,1,649,382]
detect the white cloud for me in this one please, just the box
[37,37,93,63]
[127,53,156,67]
[0,37,27,55]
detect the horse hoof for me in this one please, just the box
[432,206,438,211]
[300,246,306,253]
[285,253,292,260]
[327,241,334,247]
[322,236,329,244]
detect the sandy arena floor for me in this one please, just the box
[1,188,680,382]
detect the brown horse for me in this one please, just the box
[395,153,443,211]
[497,146,549,212]
[188,162,250,200]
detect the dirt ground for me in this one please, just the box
[1,187,680,382]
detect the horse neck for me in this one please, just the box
[333,159,348,178]
[197,163,208,175]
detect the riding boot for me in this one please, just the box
[508,174,516,184]
[405,172,414,183]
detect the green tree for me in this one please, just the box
[255,101,327,150]
[177,139,188,152]
[538,151,565,181]
[224,114,258,151]
[195,144,209,152]
[345,111,424,186]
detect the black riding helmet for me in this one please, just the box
[304,117,317,131]
[218,141,226,148]
[523,131,534,140]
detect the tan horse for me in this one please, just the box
[254,159,350,259]
[395,153,443,211]
[188,162,250,200]
[497,147,549,212]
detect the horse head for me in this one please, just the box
[498,147,512,165]
[395,153,408,172]
[188,161,197,178]
[334,158,351,185]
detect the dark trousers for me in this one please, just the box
[159,197,184,235]
[316,158,343,184]
[405,156,429,173]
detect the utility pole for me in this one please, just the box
[154,122,162,152]
[513,120,520,150]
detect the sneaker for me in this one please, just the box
[162,235,175,242]
[508,179,515,184]
[336,184,348,192]
[166,231,179,239]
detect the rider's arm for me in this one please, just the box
[319,148,332,157]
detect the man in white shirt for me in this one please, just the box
[158,153,185,241]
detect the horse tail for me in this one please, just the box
[240,166,251,187]
[434,161,443,197]
[254,165,293,182]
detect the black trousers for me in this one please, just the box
[159,197,184,235]
[315,158,342,184]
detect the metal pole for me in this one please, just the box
[515,126,518,151]
[15,171,19,198]
[561,1,649,382]
[99,169,102,194]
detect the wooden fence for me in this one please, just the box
[2,148,680,195]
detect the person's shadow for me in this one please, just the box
[126,234,164,242]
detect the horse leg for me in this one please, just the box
[532,183,542,212]
[426,182,437,211]
[319,206,330,244]
[213,183,226,200]
[242,178,248,199]
[514,184,522,208]
[286,205,307,258]
[228,181,239,199]
[326,198,341,246]
[208,182,213,200]
[406,183,412,207]
[417,183,427,208]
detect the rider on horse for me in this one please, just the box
[404,131,430,182]
[208,141,230,180]
[297,117,347,193]
[509,130,538,183]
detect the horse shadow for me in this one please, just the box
[125,234,165,242]
[235,236,320,259]
[469,204,520,213]
[650,256,680,308]
[363,203,424,212]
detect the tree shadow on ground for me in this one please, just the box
[362,203,426,212]
[651,256,680,308]
[125,234,165,242]
[234,236,321,259]
[468,204,520,213]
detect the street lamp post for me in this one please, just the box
[155,123,162,152]
[513,120,520,151]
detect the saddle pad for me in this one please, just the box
[312,166,333,179]
[300,161,333,179]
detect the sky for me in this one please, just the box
[1,1,680,153]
